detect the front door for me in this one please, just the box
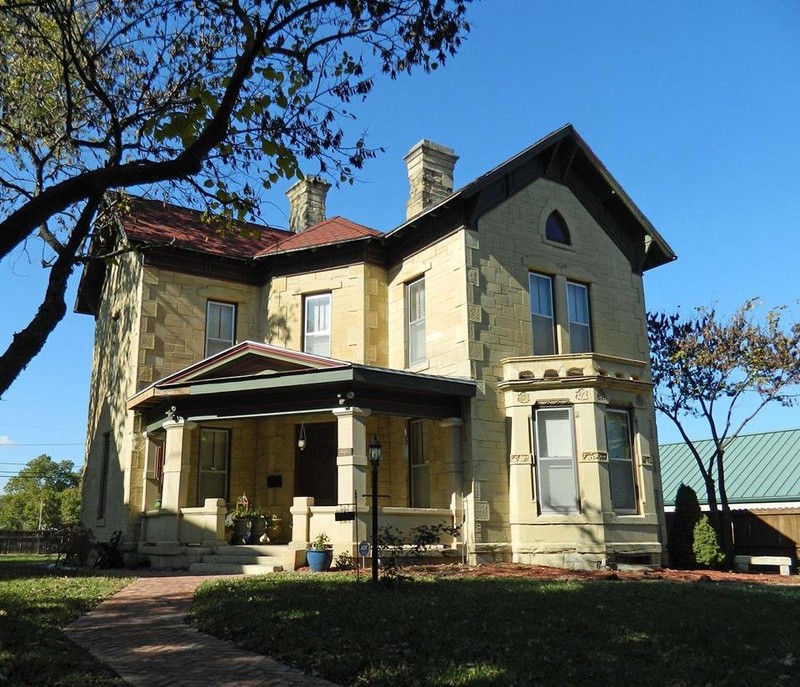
[295,422,337,506]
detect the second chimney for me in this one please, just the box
[404,140,458,220]
[286,176,331,233]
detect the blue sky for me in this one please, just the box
[1,1,799,490]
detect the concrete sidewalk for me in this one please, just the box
[65,573,339,687]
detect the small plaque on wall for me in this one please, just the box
[266,475,283,488]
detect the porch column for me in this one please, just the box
[158,418,191,541]
[332,407,370,506]
[440,418,464,530]
[508,403,536,525]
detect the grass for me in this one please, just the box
[190,571,800,687]
[0,554,133,686]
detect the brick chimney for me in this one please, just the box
[403,140,458,220]
[285,176,331,233]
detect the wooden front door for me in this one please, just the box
[295,422,337,506]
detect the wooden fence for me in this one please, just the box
[0,529,64,555]
[666,508,800,560]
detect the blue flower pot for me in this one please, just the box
[307,548,333,572]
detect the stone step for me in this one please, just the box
[212,544,288,556]
[189,561,284,575]
[208,553,286,566]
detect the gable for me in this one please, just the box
[154,341,347,386]
[384,125,675,275]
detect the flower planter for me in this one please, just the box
[306,548,333,572]
[229,517,269,545]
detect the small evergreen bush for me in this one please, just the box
[669,483,701,569]
[693,514,725,567]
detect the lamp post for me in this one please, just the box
[367,434,383,584]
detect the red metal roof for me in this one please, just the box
[254,216,380,256]
[119,198,379,260]
[120,197,290,259]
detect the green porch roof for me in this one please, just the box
[660,428,800,507]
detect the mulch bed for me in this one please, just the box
[397,562,800,586]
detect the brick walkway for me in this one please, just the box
[65,573,339,687]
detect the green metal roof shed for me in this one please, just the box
[660,428,800,509]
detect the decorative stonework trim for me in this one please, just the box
[641,455,653,467]
[575,388,589,401]
[516,392,531,404]
[474,501,490,521]
[467,304,482,323]
[581,451,608,463]
[510,454,532,465]
[337,448,353,457]
[467,268,480,286]
[536,398,571,406]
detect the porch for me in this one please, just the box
[127,343,475,569]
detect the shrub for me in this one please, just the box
[693,514,725,567]
[669,483,701,569]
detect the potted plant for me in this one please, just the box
[225,505,278,545]
[306,532,333,572]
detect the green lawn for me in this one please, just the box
[0,554,132,687]
[190,572,800,687]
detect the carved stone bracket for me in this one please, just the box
[516,392,531,404]
[641,455,653,467]
[580,451,609,463]
[510,453,533,465]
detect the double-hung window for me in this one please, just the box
[605,410,638,512]
[408,420,430,507]
[197,428,230,506]
[304,293,331,357]
[535,407,579,515]
[567,281,592,353]
[529,273,555,355]
[406,277,426,366]
[205,301,236,356]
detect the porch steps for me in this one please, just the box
[189,544,288,576]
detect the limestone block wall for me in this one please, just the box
[386,231,471,377]
[462,178,659,551]
[82,250,145,539]
[138,266,261,386]
[264,263,386,365]
[473,177,650,374]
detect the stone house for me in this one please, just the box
[76,124,676,571]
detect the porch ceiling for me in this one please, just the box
[130,363,476,426]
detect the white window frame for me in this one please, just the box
[205,301,236,357]
[567,281,592,353]
[534,406,579,515]
[605,409,638,513]
[529,272,556,355]
[408,420,430,508]
[406,277,426,367]
[197,427,230,506]
[304,292,332,357]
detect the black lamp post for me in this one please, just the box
[367,434,383,583]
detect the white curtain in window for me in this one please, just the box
[567,282,591,353]
[606,411,637,512]
[535,408,578,515]
[407,278,426,365]
[304,294,331,357]
[529,273,555,355]
[206,302,235,356]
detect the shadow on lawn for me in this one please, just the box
[191,574,800,687]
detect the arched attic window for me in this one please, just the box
[545,211,570,245]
